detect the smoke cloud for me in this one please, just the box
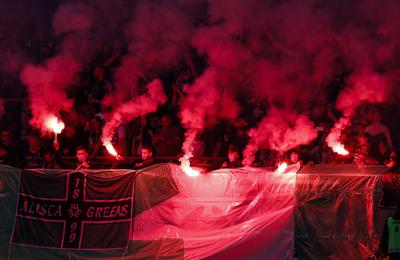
[20,2,98,134]
[108,0,194,105]
[179,68,239,162]
[20,54,80,133]
[326,70,391,152]
[101,1,195,152]
[52,3,95,35]
[243,108,318,166]
[5,0,400,164]
[101,79,167,148]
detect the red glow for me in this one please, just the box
[104,141,118,157]
[45,114,65,134]
[332,143,349,156]
[180,153,200,177]
[276,162,288,174]
[326,117,350,156]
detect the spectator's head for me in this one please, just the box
[289,150,301,164]
[161,114,172,128]
[94,67,105,81]
[311,104,326,119]
[63,126,76,138]
[27,134,41,151]
[90,116,103,133]
[234,119,248,137]
[140,115,148,128]
[1,129,12,146]
[228,145,240,163]
[368,108,382,123]
[43,150,56,163]
[0,144,7,157]
[141,145,153,161]
[76,146,88,163]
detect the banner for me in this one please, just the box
[295,164,394,259]
[4,163,396,259]
[11,170,134,250]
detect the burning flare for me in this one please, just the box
[326,117,350,156]
[276,162,288,174]
[332,143,349,156]
[103,139,119,157]
[180,153,200,177]
[179,129,200,177]
[275,161,300,175]
[45,114,65,134]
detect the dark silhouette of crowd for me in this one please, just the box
[0,97,398,172]
[0,27,399,171]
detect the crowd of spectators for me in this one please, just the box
[0,27,399,172]
[0,99,398,172]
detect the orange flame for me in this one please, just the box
[276,162,288,174]
[104,141,118,157]
[180,153,200,177]
[332,143,349,155]
[45,114,65,134]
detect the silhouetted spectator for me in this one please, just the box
[0,128,18,156]
[153,114,181,157]
[131,116,154,157]
[365,108,393,154]
[22,134,43,168]
[229,119,250,154]
[116,124,127,156]
[353,134,379,165]
[308,103,336,164]
[86,116,104,157]
[42,149,63,169]
[58,125,80,156]
[201,121,227,157]
[222,145,243,168]
[287,149,304,167]
[0,143,16,166]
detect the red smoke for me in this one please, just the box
[111,0,193,100]
[243,108,317,166]
[179,68,239,172]
[20,54,79,134]
[188,1,339,163]
[20,2,96,135]
[101,1,194,156]
[52,3,95,35]
[326,70,390,154]
[101,79,167,151]
[179,68,221,171]
[0,49,27,75]
[180,69,224,130]
[10,0,400,166]
[337,71,390,116]
[126,2,192,70]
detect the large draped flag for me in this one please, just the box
[11,170,134,249]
